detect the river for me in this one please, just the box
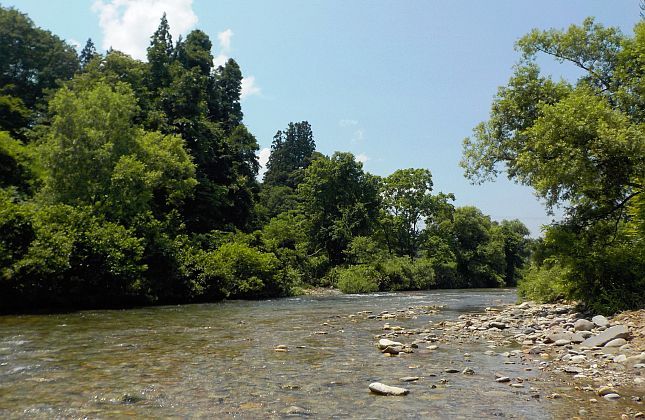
[0,289,632,418]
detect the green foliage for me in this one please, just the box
[337,265,380,294]
[380,168,454,257]
[39,82,196,224]
[298,152,380,265]
[462,18,645,311]
[0,6,79,112]
[186,239,287,299]
[0,203,146,310]
[0,132,39,195]
[517,261,572,303]
[264,121,316,188]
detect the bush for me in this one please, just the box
[190,240,287,299]
[517,261,572,304]
[376,256,435,291]
[337,265,380,294]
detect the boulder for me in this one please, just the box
[604,338,628,347]
[369,382,409,396]
[592,315,610,327]
[580,325,629,348]
[574,319,595,331]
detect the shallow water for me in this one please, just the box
[0,289,635,418]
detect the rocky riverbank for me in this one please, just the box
[357,301,644,418]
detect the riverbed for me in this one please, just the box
[0,289,637,418]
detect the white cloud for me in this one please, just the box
[92,0,198,60]
[213,28,232,68]
[258,147,271,179]
[241,76,261,99]
[356,153,370,164]
[339,119,358,127]
[218,29,233,51]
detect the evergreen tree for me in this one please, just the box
[264,121,316,188]
[79,38,98,69]
[147,13,174,91]
[210,58,243,131]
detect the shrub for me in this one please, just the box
[517,261,572,304]
[337,265,380,294]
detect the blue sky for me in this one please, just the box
[5,0,643,236]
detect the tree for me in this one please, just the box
[264,121,316,188]
[380,168,454,258]
[461,18,645,311]
[210,58,243,131]
[0,6,79,126]
[79,38,99,69]
[39,81,196,224]
[298,152,380,264]
[451,207,506,288]
[147,13,174,91]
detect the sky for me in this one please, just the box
[4,0,643,236]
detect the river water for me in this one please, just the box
[0,289,633,418]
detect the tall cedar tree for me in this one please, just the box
[264,121,316,188]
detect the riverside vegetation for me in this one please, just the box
[0,6,643,315]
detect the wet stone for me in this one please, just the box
[369,382,409,396]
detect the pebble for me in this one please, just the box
[495,376,511,383]
[603,393,621,400]
[444,368,460,373]
[369,382,409,396]
[511,383,524,388]
[613,354,627,363]
[399,376,420,382]
[462,367,475,375]
[554,339,570,346]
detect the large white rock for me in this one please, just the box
[378,339,403,350]
[580,325,629,348]
[368,382,409,396]
[592,315,610,327]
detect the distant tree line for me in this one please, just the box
[0,6,534,312]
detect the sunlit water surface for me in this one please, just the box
[0,289,633,418]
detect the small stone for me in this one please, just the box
[488,322,507,329]
[444,368,460,373]
[604,338,628,348]
[597,386,617,396]
[426,345,438,350]
[554,339,570,346]
[613,354,627,363]
[511,383,524,388]
[592,315,610,327]
[634,412,644,418]
[462,367,475,375]
[563,366,582,374]
[399,376,420,382]
[282,406,309,415]
[496,376,511,383]
[574,319,595,331]
[603,393,621,400]
[369,382,409,396]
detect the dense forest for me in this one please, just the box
[0,6,641,313]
